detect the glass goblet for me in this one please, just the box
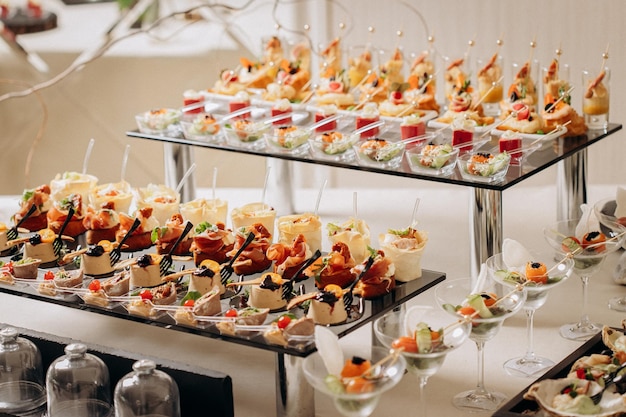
[302,345,406,417]
[486,252,574,377]
[435,277,526,412]
[543,218,624,340]
[373,306,471,417]
[594,197,626,311]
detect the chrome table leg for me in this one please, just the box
[276,353,314,417]
[556,149,587,222]
[469,188,503,283]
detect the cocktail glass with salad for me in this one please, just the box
[486,239,575,377]
[543,216,625,341]
[435,277,526,411]
[302,327,406,417]
[373,305,471,417]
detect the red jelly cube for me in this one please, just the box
[400,122,426,140]
[271,108,292,125]
[452,129,473,153]
[229,101,251,119]
[499,137,522,160]
[355,117,380,138]
[315,113,337,132]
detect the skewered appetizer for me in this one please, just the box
[180,198,228,227]
[542,92,587,137]
[436,79,494,126]
[405,51,439,113]
[327,217,371,264]
[266,233,313,280]
[210,68,246,96]
[47,194,87,238]
[188,260,225,296]
[500,61,539,117]
[305,242,356,289]
[246,272,287,311]
[352,249,395,299]
[379,47,406,90]
[583,69,610,121]
[315,75,355,108]
[443,57,468,102]
[319,38,342,79]
[151,214,192,255]
[21,228,68,264]
[227,223,272,275]
[129,253,162,288]
[476,53,504,105]
[12,184,51,232]
[89,180,133,214]
[495,102,544,134]
[379,226,428,282]
[76,240,116,276]
[134,183,180,225]
[347,47,372,88]
[116,208,159,251]
[190,222,235,265]
[287,283,348,325]
[82,204,120,245]
[277,213,322,254]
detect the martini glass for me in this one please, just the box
[543,218,624,340]
[373,306,471,417]
[486,252,574,377]
[594,197,626,311]
[435,277,526,412]
[302,345,406,417]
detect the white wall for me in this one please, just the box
[0,0,623,196]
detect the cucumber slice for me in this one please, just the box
[467,293,493,318]
[415,322,432,353]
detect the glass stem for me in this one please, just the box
[523,308,536,361]
[474,341,488,395]
[579,276,591,327]
[418,376,428,417]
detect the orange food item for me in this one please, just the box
[525,261,548,284]
[391,336,418,353]
[341,356,371,379]
[582,231,607,252]
[457,306,477,316]
[345,376,374,394]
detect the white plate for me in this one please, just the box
[490,125,568,141]
[427,119,497,133]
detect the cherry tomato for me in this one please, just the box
[277,315,292,330]
[139,289,153,301]
[88,279,101,292]
[5,261,13,274]
[224,308,238,318]
[43,271,55,281]
[183,299,195,308]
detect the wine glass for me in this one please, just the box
[486,252,574,377]
[435,277,526,412]
[594,197,626,311]
[301,345,406,417]
[373,306,471,417]
[543,217,624,340]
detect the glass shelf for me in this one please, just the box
[127,123,622,191]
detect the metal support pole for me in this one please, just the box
[163,143,195,202]
[276,353,314,417]
[469,188,503,284]
[556,149,587,222]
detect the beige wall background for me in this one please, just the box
[0,0,624,197]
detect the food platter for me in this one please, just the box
[490,125,569,142]
[0,248,445,357]
[493,330,623,417]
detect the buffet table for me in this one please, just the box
[0,184,624,417]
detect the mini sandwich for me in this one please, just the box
[116,208,159,252]
[266,234,312,280]
[227,223,272,276]
[305,242,356,289]
[47,194,87,238]
[12,184,51,232]
[327,217,371,264]
[151,213,192,255]
[352,249,396,299]
[82,203,120,245]
[190,222,235,265]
